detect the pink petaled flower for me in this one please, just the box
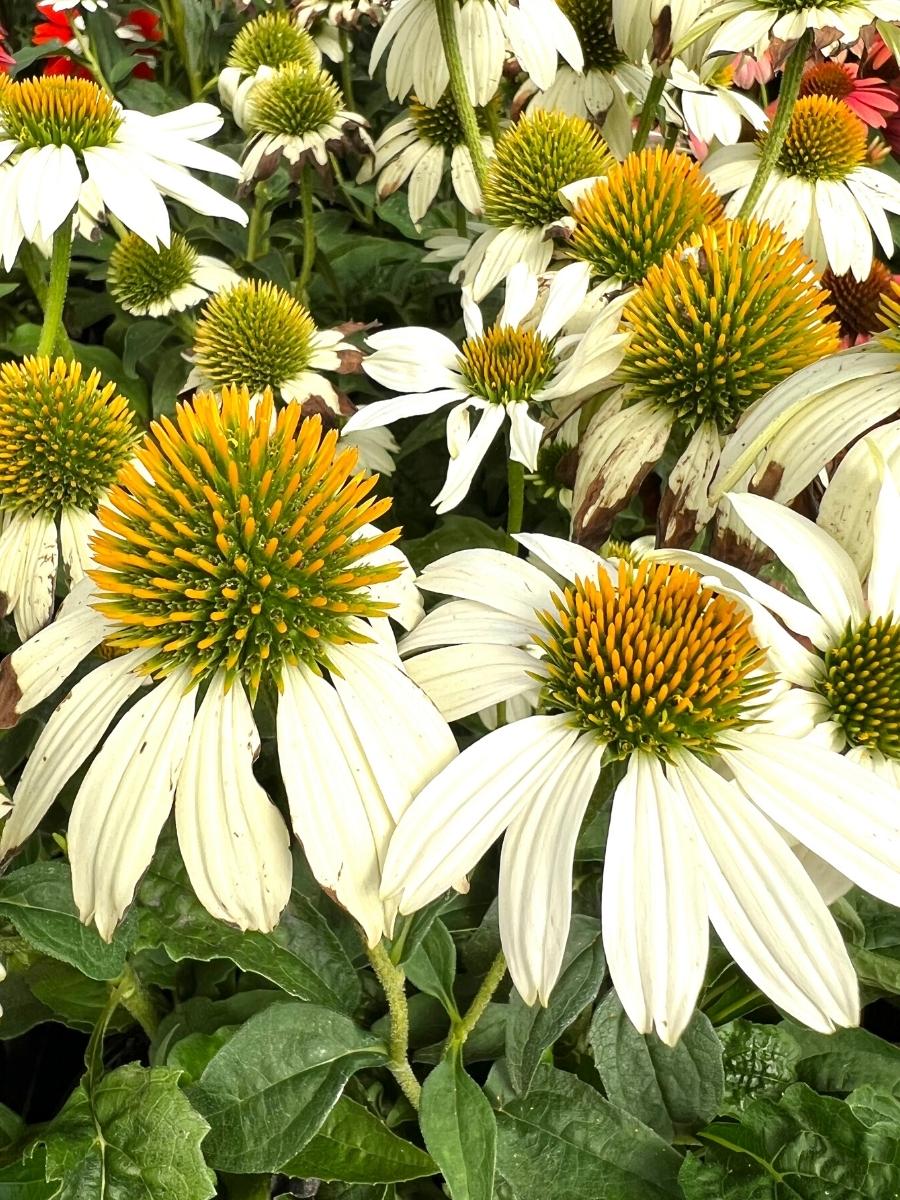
[730,49,774,89]
[799,60,899,128]
[822,261,900,347]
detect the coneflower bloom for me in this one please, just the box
[570,219,839,547]
[0,388,456,943]
[821,261,897,344]
[0,356,137,638]
[384,532,900,1043]
[218,11,321,129]
[694,0,900,59]
[800,60,899,129]
[107,232,240,317]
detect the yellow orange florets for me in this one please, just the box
[0,75,121,150]
[90,385,400,697]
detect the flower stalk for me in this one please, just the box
[36,219,73,358]
[737,30,813,220]
[434,0,489,186]
[632,71,667,152]
[451,950,506,1048]
[367,940,422,1109]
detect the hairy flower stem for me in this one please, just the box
[737,30,813,220]
[451,950,507,1048]
[246,186,271,264]
[507,459,525,550]
[36,220,73,358]
[632,71,667,152]
[159,0,203,101]
[367,940,422,1109]
[117,961,159,1037]
[297,165,317,303]
[434,0,489,186]
[19,243,74,358]
[339,29,356,110]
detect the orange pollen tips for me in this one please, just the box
[534,560,770,758]
[458,324,556,405]
[773,94,866,182]
[89,385,401,698]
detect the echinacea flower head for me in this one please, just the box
[344,261,627,511]
[666,57,767,147]
[385,531,900,1043]
[571,219,839,544]
[456,112,614,299]
[704,95,900,279]
[0,356,137,638]
[565,147,725,287]
[0,386,456,944]
[712,281,900,503]
[699,0,900,58]
[219,11,321,123]
[240,61,371,180]
[0,76,246,264]
[822,261,895,342]
[800,60,900,129]
[107,232,240,317]
[357,92,494,224]
[190,278,348,408]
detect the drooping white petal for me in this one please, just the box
[82,147,171,248]
[434,403,506,512]
[1,649,152,859]
[514,532,607,585]
[499,263,540,328]
[722,733,900,908]
[69,669,197,940]
[343,389,467,432]
[602,753,709,1046]
[866,469,900,620]
[508,402,544,470]
[405,643,541,720]
[672,751,859,1033]
[382,714,579,910]
[59,507,100,584]
[416,546,554,623]
[725,492,865,637]
[400,598,536,653]
[500,731,602,1005]
[537,261,592,340]
[0,510,58,640]
[176,673,292,932]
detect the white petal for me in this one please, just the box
[434,404,506,512]
[176,673,292,931]
[537,261,592,339]
[343,389,466,432]
[500,731,602,1004]
[405,643,540,720]
[499,263,539,329]
[866,469,900,620]
[508,403,544,470]
[59,507,100,584]
[514,532,607,584]
[400,598,536,653]
[69,669,196,940]
[416,546,554,623]
[382,714,579,910]
[83,147,171,248]
[0,511,58,639]
[672,751,859,1033]
[602,753,709,1046]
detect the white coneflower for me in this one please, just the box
[693,0,900,58]
[369,0,582,108]
[0,356,137,640]
[451,110,614,301]
[0,75,246,266]
[188,278,350,409]
[665,57,767,146]
[295,0,382,62]
[344,261,627,511]
[0,387,456,944]
[107,232,240,317]
[219,10,321,128]
[239,61,371,183]
[704,96,900,280]
[358,92,493,224]
[385,531,900,1044]
[568,219,839,547]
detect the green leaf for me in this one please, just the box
[698,1083,900,1198]
[0,863,133,981]
[717,1021,799,1114]
[40,1064,216,1200]
[402,517,509,573]
[787,1023,900,1093]
[188,1001,387,1172]
[404,920,459,1018]
[419,1054,496,1200]
[122,321,173,379]
[495,1065,681,1199]
[137,843,360,1013]
[280,1097,436,1183]
[68,343,149,419]
[506,914,605,1095]
[589,992,724,1139]
[678,1152,775,1199]
[0,1149,56,1200]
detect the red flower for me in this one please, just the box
[34,3,76,46]
[43,56,91,77]
[799,60,899,128]
[123,9,162,42]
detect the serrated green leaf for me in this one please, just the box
[280,1097,436,1183]
[678,1152,775,1200]
[788,1023,900,1093]
[507,914,605,1095]
[41,1064,216,1200]
[495,1065,681,1199]
[188,1001,387,1172]
[136,843,360,1013]
[717,1021,799,1115]
[589,992,723,1139]
[0,863,132,981]
[419,1054,496,1200]
[404,921,459,1018]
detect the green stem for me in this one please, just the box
[366,941,422,1110]
[455,199,468,237]
[73,24,114,94]
[632,71,667,152]
[434,0,489,187]
[339,29,356,111]
[159,0,203,101]
[297,165,317,302]
[36,220,73,359]
[246,186,270,264]
[506,458,525,549]
[737,30,812,220]
[451,950,506,1049]
[117,961,159,1037]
